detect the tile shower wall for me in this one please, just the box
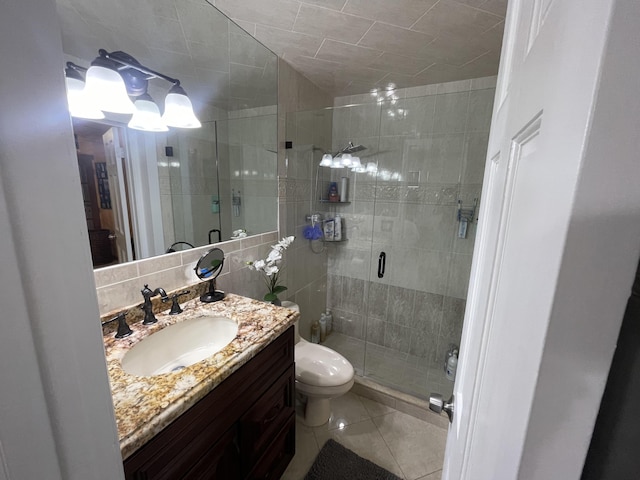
[226,107,278,238]
[278,59,333,339]
[327,77,495,376]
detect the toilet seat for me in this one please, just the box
[295,341,354,387]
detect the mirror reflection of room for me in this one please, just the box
[60,0,279,268]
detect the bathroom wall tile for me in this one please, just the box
[137,253,182,277]
[309,275,328,324]
[327,246,371,281]
[396,204,456,251]
[436,296,466,364]
[446,253,473,299]
[470,75,498,90]
[437,79,471,94]
[461,132,489,184]
[411,291,445,331]
[94,263,139,289]
[138,266,193,300]
[96,278,143,316]
[387,285,415,326]
[384,322,411,353]
[466,89,495,133]
[365,317,386,346]
[409,324,439,360]
[432,92,470,134]
[365,281,389,321]
[333,308,365,339]
[341,276,366,313]
[327,274,342,310]
[348,102,382,139]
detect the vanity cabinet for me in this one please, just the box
[123,326,295,480]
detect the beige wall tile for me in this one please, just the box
[342,0,438,28]
[359,23,435,58]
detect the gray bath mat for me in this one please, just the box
[305,439,402,480]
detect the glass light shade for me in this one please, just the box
[65,76,104,120]
[162,86,201,128]
[349,156,362,170]
[341,153,353,166]
[319,154,333,167]
[366,162,378,173]
[330,158,344,169]
[128,95,168,132]
[84,65,135,114]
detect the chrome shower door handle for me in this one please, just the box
[429,393,455,423]
[378,251,386,278]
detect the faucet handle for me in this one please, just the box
[102,312,133,339]
[163,290,191,315]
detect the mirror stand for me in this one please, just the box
[201,278,225,303]
[194,247,226,303]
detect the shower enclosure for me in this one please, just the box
[286,78,495,399]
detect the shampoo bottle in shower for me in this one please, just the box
[325,309,333,333]
[319,316,327,342]
[311,321,320,344]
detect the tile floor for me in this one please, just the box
[281,392,447,480]
[323,333,454,400]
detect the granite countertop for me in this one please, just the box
[102,293,298,460]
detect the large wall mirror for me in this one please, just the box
[56,0,278,268]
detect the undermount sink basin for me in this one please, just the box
[121,316,238,377]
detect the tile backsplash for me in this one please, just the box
[94,232,279,317]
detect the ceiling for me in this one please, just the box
[56,0,506,110]
[212,0,507,96]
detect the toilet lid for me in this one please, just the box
[295,342,354,387]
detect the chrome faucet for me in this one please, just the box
[140,284,168,325]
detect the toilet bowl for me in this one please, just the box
[281,301,355,426]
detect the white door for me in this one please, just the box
[103,128,133,263]
[441,0,640,478]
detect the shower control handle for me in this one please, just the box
[429,393,455,423]
[378,252,386,278]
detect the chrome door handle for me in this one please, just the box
[429,393,454,423]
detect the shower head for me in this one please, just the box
[338,142,367,155]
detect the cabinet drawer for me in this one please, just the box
[246,414,295,480]
[240,365,294,469]
[182,426,241,480]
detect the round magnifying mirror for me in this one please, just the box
[194,248,225,303]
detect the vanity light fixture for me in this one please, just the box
[64,49,201,131]
[340,153,353,167]
[64,64,105,120]
[128,94,169,132]
[319,153,333,167]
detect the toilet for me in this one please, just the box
[281,301,355,426]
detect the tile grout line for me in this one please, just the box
[371,411,410,480]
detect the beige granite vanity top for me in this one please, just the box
[102,293,297,460]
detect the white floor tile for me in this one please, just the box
[373,411,447,480]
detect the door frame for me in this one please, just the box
[444,0,640,478]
